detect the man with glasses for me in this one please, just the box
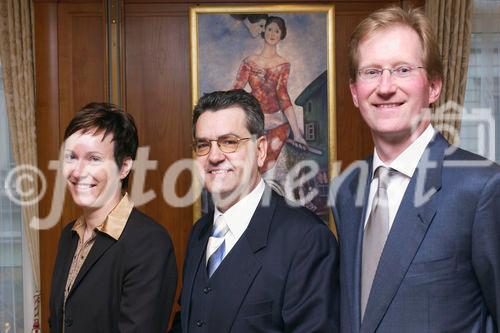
[170,89,339,333]
[332,6,500,332]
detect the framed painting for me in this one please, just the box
[190,4,336,223]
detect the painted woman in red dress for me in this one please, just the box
[233,16,308,172]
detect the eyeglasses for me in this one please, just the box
[193,134,251,156]
[357,65,425,81]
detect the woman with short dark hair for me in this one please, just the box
[49,102,177,333]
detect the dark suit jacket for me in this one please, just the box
[171,189,339,332]
[49,208,177,333]
[332,133,500,332]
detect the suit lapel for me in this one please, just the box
[361,135,447,333]
[342,160,373,332]
[66,232,116,298]
[182,214,212,331]
[207,189,276,333]
[54,225,79,307]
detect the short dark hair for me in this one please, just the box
[261,16,287,40]
[63,102,138,189]
[192,89,264,138]
[231,14,268,23]
[248,14,268,24]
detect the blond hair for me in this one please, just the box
[348,6,443,82]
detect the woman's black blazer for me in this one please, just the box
[49,208,177,333]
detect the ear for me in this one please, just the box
[119,157,133,180]
[349,80,360,108]
[256,135,268,169]
[428,77,442,104]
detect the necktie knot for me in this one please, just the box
[206,215,229,277]
[212,215,229,238]
[375,166,395,190]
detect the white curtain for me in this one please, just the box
[0,0,41,330]
[459,0,500,162]
[0,62,27,333]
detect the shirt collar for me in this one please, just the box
[72,193,134,240]
[373,124,436,178]
[213,179,265,240]
[72,216,87,241]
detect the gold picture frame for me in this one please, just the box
[190,4,336,224]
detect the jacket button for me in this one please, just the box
[65,318,73,327]
[203,287,212,294]
[196,320,205,327]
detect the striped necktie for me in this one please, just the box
[206,215,229,278]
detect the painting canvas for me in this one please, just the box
[190,5,335,222]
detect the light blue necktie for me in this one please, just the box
[206,215,229,278]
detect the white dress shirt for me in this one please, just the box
[206,179,265,264]
[364,125,436,230]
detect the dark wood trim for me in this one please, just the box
[34,3,61,332]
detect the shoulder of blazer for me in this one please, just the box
[119,208,174,248]
[331,157,372,206]
[274,192,320,222]
[445,142,499,164]
[125,208,166,231]
[62,219,77,233]
[266,190,329,237]
[58,220,77,245]
[437,134,500,175]
[191,211,214,242]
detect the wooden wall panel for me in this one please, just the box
[58,2,107,132]
[334,1,399,170]
[123,2,193,317]
[34,3,61,333]
[402,0,426,9]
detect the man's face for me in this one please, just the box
[194,107,267,211]
[249,18,266,38]
[349,25,442,146]
[63,130,130,210]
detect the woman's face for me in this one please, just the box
[63,129,128,210]
[264,22,282,45]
